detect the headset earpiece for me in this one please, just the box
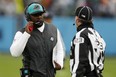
[24,5,31,21]
[41,6,46,13]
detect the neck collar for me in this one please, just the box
[37,23,45,32]
[77,23,94,32]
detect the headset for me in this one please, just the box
[24,2,46,21]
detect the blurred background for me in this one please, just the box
[0,0,116,77]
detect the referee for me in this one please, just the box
[70,6,106,77]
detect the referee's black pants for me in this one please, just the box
[85,70,103,77]
[76,70,103,77]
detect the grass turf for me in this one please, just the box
[0,53,116,77]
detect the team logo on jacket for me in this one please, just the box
[74,37,84,44]
[50,37,54,41]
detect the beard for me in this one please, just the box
[33,19,44,28]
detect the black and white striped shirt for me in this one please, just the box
[70,24,106,77]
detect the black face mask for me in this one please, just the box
[33,19,44,28]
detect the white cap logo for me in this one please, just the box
[81,14,86,18]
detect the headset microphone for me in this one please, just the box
[73,23,75,26]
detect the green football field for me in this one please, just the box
[0,53,116,77]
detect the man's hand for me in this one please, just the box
[25,21,34,34]
[54,61,61,70]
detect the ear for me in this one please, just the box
[75,16,82,27]
[75,16,79,23]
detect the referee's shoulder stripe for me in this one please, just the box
[75,28,86,38]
